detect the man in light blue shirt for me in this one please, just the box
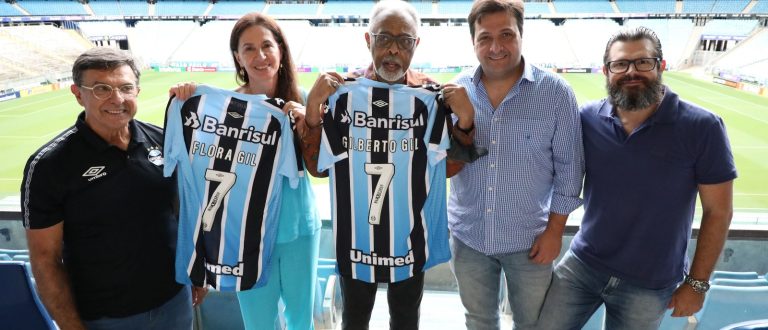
[446,0,584,328]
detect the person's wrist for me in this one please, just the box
[456,121,474,134]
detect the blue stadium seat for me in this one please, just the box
[720,319,768,330]
[711,278,768,287]
[711,271,760,280]
[0,249,29,259]
[0,254,11,261]
[0,261,56,330]
[583,304,605,330]
[314,262,341,330]
[195,290,245,330]
[659,309,694,330]
[693,285,768,330]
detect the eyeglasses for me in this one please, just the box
[370,33,417,51]
[605,57,660,74]
[79,83,139,100]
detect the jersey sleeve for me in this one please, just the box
[163,97,183,178]
[278,115,300,189]
[427,96,450,165]
[20,154,64,229]
[318,93,350,172]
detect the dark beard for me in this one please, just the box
[607,74,663,112]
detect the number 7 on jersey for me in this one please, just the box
[365,163,395,225]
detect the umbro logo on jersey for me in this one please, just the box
[372,100,388,108]
[82,166,108,182]
[184,112,201,129]
[227,111,243,119]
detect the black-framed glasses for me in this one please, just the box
[79,83,139,100]
[370,33,417,51]
[605,57,660,73]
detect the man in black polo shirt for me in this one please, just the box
[21,47,206,330]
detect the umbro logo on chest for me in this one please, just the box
[82,166,108,182]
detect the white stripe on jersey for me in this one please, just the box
[187,94,209,284]
[22,127,78,228]
[236,99,259,290]
[258,114,282,288]
[212,96,231,287]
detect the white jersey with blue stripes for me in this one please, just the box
[318,78,451,283]
[164,85,299,291]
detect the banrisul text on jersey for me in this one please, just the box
[164,85,300,292]
[318,78,452,284]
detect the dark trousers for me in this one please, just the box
[340,272,425,330]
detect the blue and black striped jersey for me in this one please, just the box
[319,78,451,283]
[164,85,299,291]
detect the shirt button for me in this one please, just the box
[490,164,496,168]
[486,208,492,213]
[491,140,497,144]
[494,118,499,122]
[488,187,493,191]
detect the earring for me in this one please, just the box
[239,68,245,77]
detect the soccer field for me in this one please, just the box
[1,71,766,213]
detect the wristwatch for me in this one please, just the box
[684,274,710,294]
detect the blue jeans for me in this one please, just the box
[237,231,320,330]
[84,286,193,330]
[450,236,552,330]
[537,251,678,330]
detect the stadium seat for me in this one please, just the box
[0,254,11,261]
[720,319,768,330]
[692,285,768,330]
[314,263,341,330]
[711,278,768,287]
[0,249,29,259]
[583,304,605,330]
[0,261,56,330]
[195,290,245,330]
[659,309,694,330]
[711,271,760,280]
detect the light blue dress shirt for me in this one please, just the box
[448,61,584,255]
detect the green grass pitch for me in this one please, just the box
[1,71,766,213]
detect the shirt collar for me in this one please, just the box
[75,111,144,151]
[598,85,678,124]
[470,56,535,86]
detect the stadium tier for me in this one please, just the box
[2,0,768,17]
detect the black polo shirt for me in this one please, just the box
[21,112,182,320]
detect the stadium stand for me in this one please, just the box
[522,19,577,67]
[208,0,265,16]
[552,0,614,14]
[413,25,475,68]
[614,0,677,14]
[154,0,210,16]
[87,0,150,16]
[710,0,750,13]
[77,21,130,39]
[170,20,234,66]
[0,261,56,330]
[561,19,620,67]
[624,19,695,68]
[408,0,433,16]
[130,20,198,65]
[15,0,88,15]
[0,2,23,16]
[267,2,319,16]
[436,0,472,16]
[710,28,768,76]
[523,1,551,15]
[752,0,768,13]
[702,19,759,37]
[321,0,373,17]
